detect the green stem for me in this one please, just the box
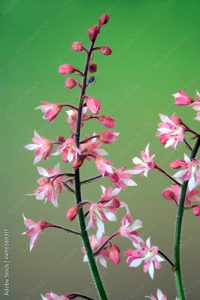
[174,137,200,299]
[74,38,109,300]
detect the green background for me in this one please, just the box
[1,0,200,299]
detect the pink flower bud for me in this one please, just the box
[86,97,101,114]
[99,14,109,26]
[99,115,115,128]
[173,90,194,106]
[89,63,97,73]
[58,64,75,75]
[162,188,175,200]
[99,131,119,144]
[88,25,99,41]
[100,46,112,56]
[66,206,79,221]
[65,78,77,89]
[71,41,84,51]
[170,159,184,169]
[108,245,120,264]
[193,205,200,216]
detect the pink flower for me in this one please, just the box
[36,102,62,122]
[88,25,99,41]
[173,90,194,106]
[162,183,200,208]
[99,131,119,144]
[171,154,200,190]
[193,205,200,216]
[99,14,109,27]
[132,144,156,177]
[86,96,101,114]
[82,235,120,267]
[95,157,113,175]
[41,292,69,300]
[125,238,164,279]
[146,289,168,300]
[66,108,88,130]
[71,41,84,52]
[99,115,115,128]
[65,78,77,89]
[118,214,143,243]
[25,131,53,164]
[100,185,121,202]
[191,91,200,121]
[156,114,185,149]
[22,215,49,251]
[109,167,137,189]
[58,64,76,75]
[100,46,112,56]
[80,138,108,159]
[53,137,80,163]
[30,164,64,207]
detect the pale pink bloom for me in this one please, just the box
[36,102,62,122]
[58,64,75,75]
[66,108,88,130]
[65,78,77,89]
[132,144,156,177]
[162,183,200,208]
[41,292,69,300]
[100,185,121,203]
[156,114,185,149]
[71,41,84,52]
[173,90,194,106]
[80,139,108,158]
[86,96,101,114]
[25,131,53,164]
[88,25,99,41]
[191,91,200,121]
[99,115,115,128]
[95,157,113,176]
[118,214,143,243]
[30,164,64,207]
[100,46,112,56]
[22,215,49,251]
[146,289,167,300]
[99,131,119,144]
[172,154,200,190]
[125,238,165,279]
[99,14,109,26]
[53,137,80,163]
[109,167,137,189]
[82,235,120,267]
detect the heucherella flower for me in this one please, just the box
[156,114,185,149]
[95,157,113,175]
[85,96,101,114]
[173,90,194,106]
[53,137,80,163]
[29,164,64,207]
[162,183,200,211]
[82,235,120,267]
[71,41,84,52]
[79,139,108,159]
[146,289,167,300]
[109,167,137,189]
[65,78,77,89]
[41,292,69,300]
[99,115,115,128]
[58,64,76,75]
[100,185,121,202]
[118,214,143,243]
[99,131,119,144]
[66,108,88,130]
[36,102,62,122]
[22,215,49,251]
[25,131,53,164]
[125,237,165,279]
[132,144,156,177]
[191,90,200,121]
[171,154,200,191]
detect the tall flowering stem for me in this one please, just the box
[174,137,200,299]
[74,36,109,300]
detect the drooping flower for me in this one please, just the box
[95,157,114,175]
[109,167,137,189]
[125,238,164,279]
[173,90,194,106]
[53,137,80,163]
[162,183,200,209]
[99,131,119,144]
[146,289,167,300]
[82,235,120,267]
[41,292,69,300]
[171,154,200,190]
[118,214,143,244]
[132,144,156,177]
[22,215,49,251]
[25,131,53,164]
[66,108,88,130]
[156,114,185,149]
[85,96,101,115]
[29,164,64,207]
[100,185,121,203]
[191,91,200,121]
[36,102,63,122]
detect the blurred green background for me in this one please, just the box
[1,0,200,299]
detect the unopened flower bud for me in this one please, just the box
[65,78,77,89]
[86,96,101,115]
[99,14,109,27]
[66,206,79,221]
[99,115,115,128]
[100,46,112,56]
[193,205,200,216]
[88,25,99,41]
[99,131,119,144]
[56,135,65,143]
[71,41,84,52]
[59,64,75,75]
[89,63,97,73]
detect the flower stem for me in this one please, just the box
[50,224,81,236]
[94,233,118,256]
[81,174,103,185]
[173,137,200,300]
[155,165,182,186]
[74,39,109,300]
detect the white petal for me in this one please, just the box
[123,179,137,186]
[111,188,121,196]
[173,169,187,178]
[149,262,154,279]
[129,258,142,267]
[34,130,41,138]
[188,176,196,191]
[165,138,175,148]
[132,219,143,230]
[99,257,107,268]
[146,237,151,248]
[95,149,108,156]
[104,211,117,222]
[37,167,49,177]
[132,157,143,165]
[25,144,38,150]
[184,154,191,163]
